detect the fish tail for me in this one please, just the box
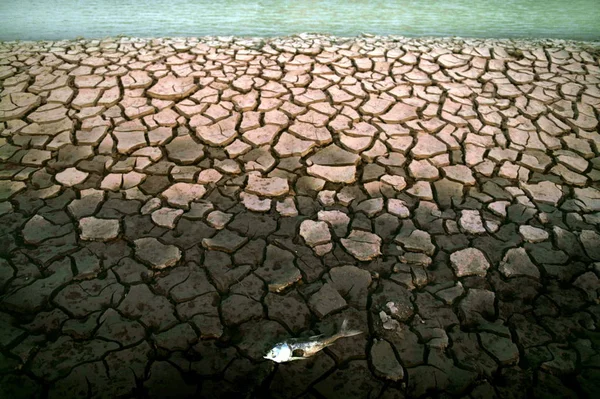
[337,318,363,339]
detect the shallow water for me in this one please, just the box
[0,0,599,41]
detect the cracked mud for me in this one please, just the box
[0,34,600,398]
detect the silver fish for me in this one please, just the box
[264,319,362,363]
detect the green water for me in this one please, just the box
[0,0,598,41]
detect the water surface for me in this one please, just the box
[0,0,599,41]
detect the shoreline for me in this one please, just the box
[1,34,599,49]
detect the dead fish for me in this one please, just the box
[264,319,362,363]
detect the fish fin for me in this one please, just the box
[292,348,306,358]
[338,318,363,338]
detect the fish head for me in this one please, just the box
[264,343,291,363]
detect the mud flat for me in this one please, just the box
[0,35,599,398]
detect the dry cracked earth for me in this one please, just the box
[0,34,600,399]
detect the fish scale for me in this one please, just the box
[264,319,363,363]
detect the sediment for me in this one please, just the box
[0,34,599,398]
